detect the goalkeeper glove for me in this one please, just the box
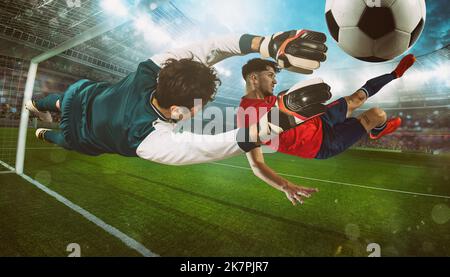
[257,78,332,142]
[260,30,328,74]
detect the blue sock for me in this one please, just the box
[370,121,387,136]
[360,73,396,99]
[34,94,62,112]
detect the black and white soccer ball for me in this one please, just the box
[325,0,426,62]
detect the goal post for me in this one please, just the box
[11,18,130,175]
[14,62,37,174]
[1,1,185,176]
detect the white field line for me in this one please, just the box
[0,159,158,257]
[3,147,448,199]
[211,162,450,200]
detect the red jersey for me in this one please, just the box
[237,95,323,159]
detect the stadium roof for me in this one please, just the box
[0,0,192,77]
[0,0,448,106]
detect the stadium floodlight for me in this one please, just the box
[405,69,432,87]
[434,63,450,85]
[173,0,263,33]
[133,14,174,48]
[133,14,152,32]
[101,0,130,17]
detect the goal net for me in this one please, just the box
[0,56,26,172]
[0,0,212,175]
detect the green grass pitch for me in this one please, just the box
[0,128,449,256]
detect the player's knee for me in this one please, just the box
[369,107,387,124]
[354,90,367,103]
[346,90,366,110]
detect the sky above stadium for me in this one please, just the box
[163,0,448,100]
[172,0,449,67]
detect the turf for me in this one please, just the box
[0,174,141,257]
[0,128,449,256]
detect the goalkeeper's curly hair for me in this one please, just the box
[155,58,221,109]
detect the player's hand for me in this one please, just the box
[282,182,319,206]
[260,30,327,74]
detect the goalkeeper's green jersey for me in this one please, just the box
[56,34,253,165]
[60,60,162,156]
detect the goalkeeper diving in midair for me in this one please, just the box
[237,54,416,205]
[25,30,327,197]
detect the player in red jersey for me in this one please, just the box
[237,55,415,205]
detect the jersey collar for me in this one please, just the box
[149,92,176,123]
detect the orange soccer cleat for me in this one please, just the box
[393,54,416,78]
[370,117,402,140]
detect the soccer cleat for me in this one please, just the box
[35,128,51,141]
[370,117,402,140]
[25,100,52,123]
[392,54,416,78]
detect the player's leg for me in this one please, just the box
[357,107,387,132]
[357,107,401,139]
[320,97,348,127]
[36,128,71,149]
[344,90,367,118]
[315,108,400,159]
[345,54,416,117]
[361,54,416,99]
[315,117,367,159]
[33,93,62,112]
[26,93,63,123]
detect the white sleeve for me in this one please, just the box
[136,121,244,166]
[151,35,243,67]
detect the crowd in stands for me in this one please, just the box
[0,103,19,120]
[354,108,449,154]
[2,101,448,153]
[1,55,448,154]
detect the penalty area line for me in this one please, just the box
[0,160,158,257]
[211,162,450,200]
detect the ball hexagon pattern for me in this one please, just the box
[325,0,426,62]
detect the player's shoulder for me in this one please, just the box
[132,60,161,88]
[138,59,162,74]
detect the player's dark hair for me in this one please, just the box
[242,58,280,80]
[155,58,221,109]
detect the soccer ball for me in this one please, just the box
[325,0,426,62]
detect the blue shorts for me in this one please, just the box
[315,98,367,159]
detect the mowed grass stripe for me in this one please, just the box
[21,144,450,256]
[2,128,449,256]
[23,154,348,256]
[0,174,142,256]
[211,162,450,199]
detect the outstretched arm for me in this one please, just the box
[135,120,319,206]
[135,111,295,167]
[245,147,318,206]
[151,34,262,67]
[151,29,328,74]
[136,120,248,166]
